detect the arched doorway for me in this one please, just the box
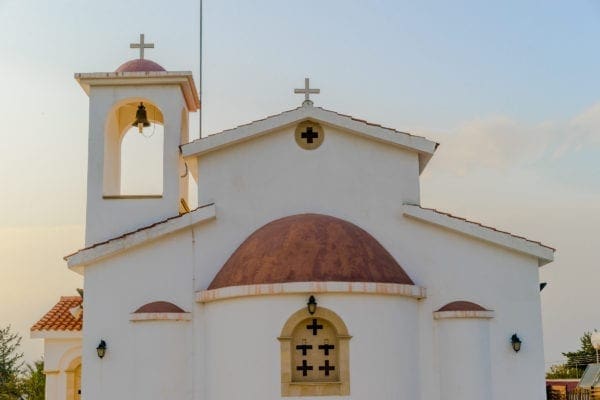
[73,364,81,400]
[65,357,81,400]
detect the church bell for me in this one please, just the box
[132,102,151,133]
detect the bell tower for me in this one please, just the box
[75,35,200,245]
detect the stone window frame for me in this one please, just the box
[278,306,351,396]
[294,120,324,150]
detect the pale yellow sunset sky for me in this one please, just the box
[1,0,599,370]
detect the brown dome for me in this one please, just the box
[134,301,186,313]
[437,301,488,312]
[116,59,166,73]
[208,214,414,290]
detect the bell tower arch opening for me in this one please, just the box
[103,99,165,196]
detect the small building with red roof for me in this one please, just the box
[33,34,555,400]
[31,296,83,400]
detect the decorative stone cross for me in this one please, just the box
[296,360,314,376]
[294,78,320,106]
[319,360,335,376]
[318,343,335,356]
[130,33,154,60]
[301,127,319,144]
[296,343,313,356]
[306,319,323,336]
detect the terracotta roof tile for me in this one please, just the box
[31,296,83,332]
[416,206,555,251]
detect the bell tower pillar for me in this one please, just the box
[75,49,200,245]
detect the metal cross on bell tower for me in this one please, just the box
[294,78,320,107]
[130,33,155,60]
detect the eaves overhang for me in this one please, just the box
[402,204,555,266]
[30,330,82,339]
[74,70,200,111]
[181,106,439,174]
[64,203,216,273]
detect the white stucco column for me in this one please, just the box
[434,304,494,400]
[130,307,192,400]
[44,370,60,400]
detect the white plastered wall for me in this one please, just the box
[131,320,191,399]
[404,220,545,400]
[436,318,492,400]
[42,338,81,400]
[81,229,196,400]
[200,294,420,400]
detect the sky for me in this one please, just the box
[0,0,599,369]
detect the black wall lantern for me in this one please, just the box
[511,334,522,353]
[96,340,107,359]
[307,295,317,315]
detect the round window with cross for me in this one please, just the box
[295,120,324,150]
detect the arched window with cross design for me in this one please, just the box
[278,305,351,396]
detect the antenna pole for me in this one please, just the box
[199,0,203,138]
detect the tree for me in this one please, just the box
[0,326,23,400]
[546,363,582,379]
[547,332,598,379]
[19,361,45,400]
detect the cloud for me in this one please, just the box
[420,102,600,176]
[555,103,600,158]
[424,116,555,175]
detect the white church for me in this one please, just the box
[32,35,555,400]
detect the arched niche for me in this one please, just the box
[434,301,494,400]
[278,306,351,396]
[58,345,82,372]
[103,98,165,196]
[58,346,82,400]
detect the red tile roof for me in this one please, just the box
[133,301,186,313]
[437,301,489,312]
[208,214,414,290]
[416,206,555,251]
[31,296,83,332]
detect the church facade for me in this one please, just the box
[32,45,554,400]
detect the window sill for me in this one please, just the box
[283,381,348,397]
[130,312,191,322]
[103,195,163,199]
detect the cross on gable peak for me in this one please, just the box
[294,77,320,107]
[130,33,155,60]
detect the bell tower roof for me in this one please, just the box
[116,33,165,72]
[74,69,200,111]
[74,33,200,110]
[116,58,166,73]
